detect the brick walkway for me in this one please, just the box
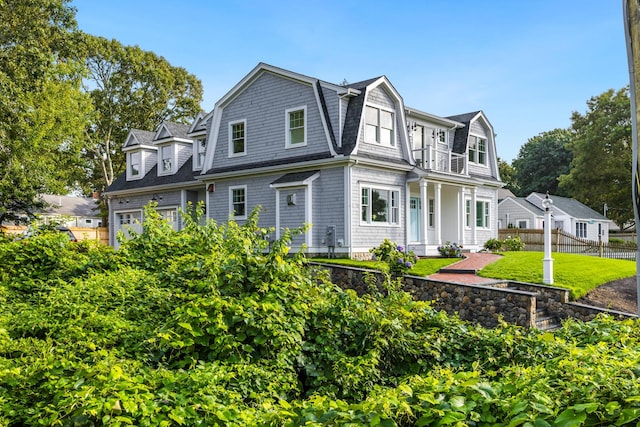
[428,252,502,285]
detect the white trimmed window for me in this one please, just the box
[465,199,472,228]
[468,135,487,165]
[161,145,173,173]
[194,138,206,169]
[576,222,587,238]
[428,198,435,227]
[229,120,246,157]
[361,186,400,225]
[286,106,306,148]
[230,185,247,219]
[129,151,141,178]
[476,200,490,228]
[365,105,394,147]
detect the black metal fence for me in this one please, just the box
[498,229,637,260]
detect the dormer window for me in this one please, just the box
[194,138,206,169]
[229,120,246,157]
[286,106,306,148]
[129,152,140,177]
[161,145,173,173]
[468,135,487,165]
[365,105,394,147]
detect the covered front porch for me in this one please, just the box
[406,179,481,256]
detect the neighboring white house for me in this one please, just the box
[105,63,503,257]
[38,194,103,228]
[498,192,612,241]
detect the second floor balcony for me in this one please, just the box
[413,146,467,175]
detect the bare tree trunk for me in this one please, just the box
[623,0,640,315]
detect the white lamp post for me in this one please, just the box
[542,193,554,285]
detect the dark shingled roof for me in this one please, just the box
[339,77,382,155]
[203,153,333,175]
[125,129,155,147]
[160,122,190,140]
[446,111,481,154]
[106,157,199,193]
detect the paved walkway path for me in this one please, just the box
[427,252,503,285]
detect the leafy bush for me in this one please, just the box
[370,238,418,276]
[484,238,503,252]
[503,235,525,251]
[1,205,640,425]
[437,241,463,258]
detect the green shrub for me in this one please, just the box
[370,238,418,276]
[437,241,463,258]
[1,205,640,425]
[484,238,503,252]
[503,235,525,251]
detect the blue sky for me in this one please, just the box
[72,0,628,163]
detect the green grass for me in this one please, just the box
[478,251,636,299]
[310,257,460,276]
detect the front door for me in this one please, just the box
[410,197,422,241]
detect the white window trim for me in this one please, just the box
[193,138,206,170]
[359,183,401,227]
[127,151,142,180]
[465,198,472,229]
[468,134,488,167]
[476,199,491,229]
[228,119,247,158]
[159,144,175,176]
[364,103,396,148]
[285,105,307,148]
[229,185,248,220]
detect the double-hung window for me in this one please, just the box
[476,200,490,228]
[129,151,141,178]
[194,138,206,169]
[286,106,306,147]
[465,199,472,228]
[361,186,400,225]
[160,145,173,173]
[576,222,587,238]
[229,120,246,156]
[230,185,247,219]
[468,136,487,165]
[428,198,435,228]
[365,105,394,147]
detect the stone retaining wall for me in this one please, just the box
[314,263,536,328]
[312,263,638,329]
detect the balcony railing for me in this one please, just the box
[413,146,467,174]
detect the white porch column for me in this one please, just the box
[435,182,442,246]
[458,187,465,244]
[471,187,477,245]
[420,180,428,244]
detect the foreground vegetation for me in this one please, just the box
[1,209,640,426]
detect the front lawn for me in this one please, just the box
[478,251,636,299]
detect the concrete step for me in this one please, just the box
[534,309,561,331]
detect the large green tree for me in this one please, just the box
[497,157,519,195]
[0,0,91,224]
[512,129,572,197]
[559,88,632,228]
[80,35,204,192]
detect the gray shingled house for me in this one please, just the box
[105,63,503,257]
[498,192,613,241]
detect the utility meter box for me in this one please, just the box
[326,225,336,247]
